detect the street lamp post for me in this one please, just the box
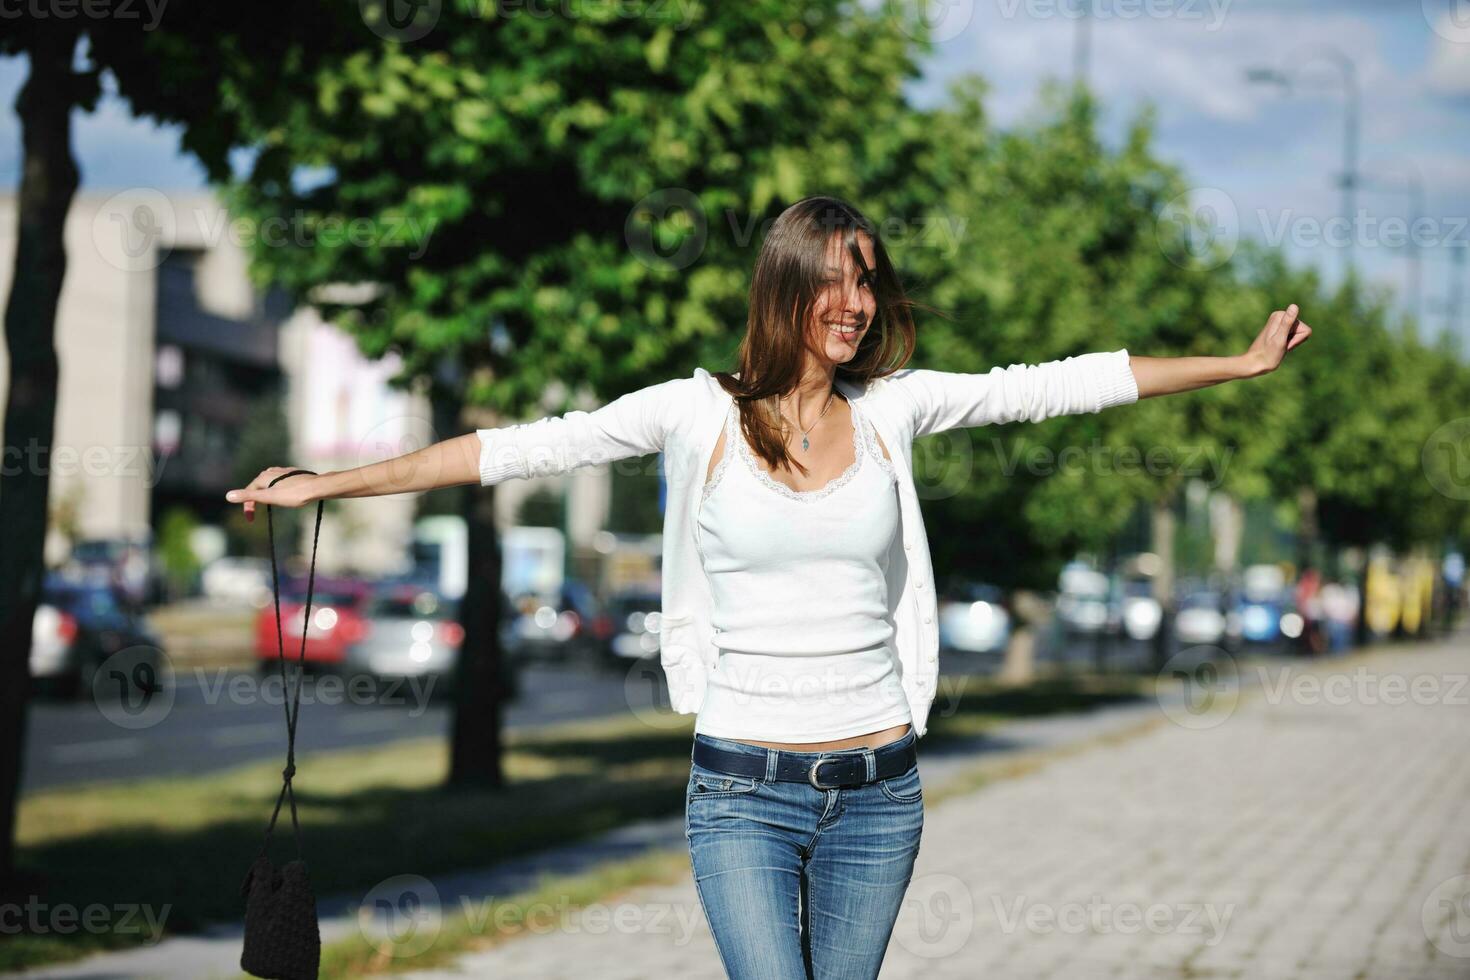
[1358,166,1426,339]
[1245,45,1361,280]
[1073,3,1091,88]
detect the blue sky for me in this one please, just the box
[1,0,1466,343]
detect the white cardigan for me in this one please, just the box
[477,349,1140,739]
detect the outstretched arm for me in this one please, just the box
[224,375,689,520]
[1129,304,1313,400]
[223,433,487,521]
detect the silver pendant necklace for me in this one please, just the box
[779,388,835,453]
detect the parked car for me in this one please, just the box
[1113,577,1162,641]
[1238,564,1288,644]
[604,589,665,665]
[342,585,463,697]
[31,568,164,699]
[66,535,167,606]
[254,576,374,672]
[1174,590,1242,648]
[937,581,1011,655]
[503,580,613,666]
[1057,565,1111,636]
[201,556,273,606]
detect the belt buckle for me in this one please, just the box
[808,756,840,790]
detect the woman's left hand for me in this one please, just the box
[1244,303,1312,377]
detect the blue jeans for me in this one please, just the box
[684,728,924,979]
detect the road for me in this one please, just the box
[22,629,1280,794]
[22,659,657,793]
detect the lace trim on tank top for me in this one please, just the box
[861,407,897,482]
[700,398,889,504]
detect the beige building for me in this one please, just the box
[0,189,615,583]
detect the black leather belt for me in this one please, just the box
[692,734,917,790]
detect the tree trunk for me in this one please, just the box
[998,589,1049,686]
[0,33,81,886]
[1295,485,1320,572]
[446,390,509,788]
[1150,496,1176,670]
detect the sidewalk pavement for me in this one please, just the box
[391,632,1470,979]
[4,669,1166,980]
[11,632,1468,979]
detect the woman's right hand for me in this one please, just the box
[225,468,319,522]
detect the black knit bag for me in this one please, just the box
[240,469,324,980]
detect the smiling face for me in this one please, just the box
[808,230,879,367]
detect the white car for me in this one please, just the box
[937,583,1011,655]
[201,556,272,606]
[1174,591,1242,647]
[1057,566,1111,635]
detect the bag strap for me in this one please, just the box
[255,468,323,862]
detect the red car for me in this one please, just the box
[254,576,374,671]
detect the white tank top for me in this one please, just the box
[692,397,914,742]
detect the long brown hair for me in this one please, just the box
[713,196,929,479]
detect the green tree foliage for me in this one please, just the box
[221,0,927,411]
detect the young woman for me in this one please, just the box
[227,196,1311,978]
